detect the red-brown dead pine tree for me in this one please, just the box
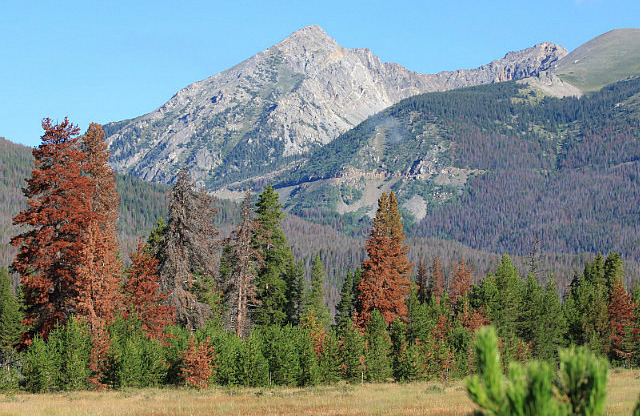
[12,118,98,346]
[608,276,636,362]
[181,336,217,389]
[357,192,412,327]
[75,123,122,385]
[122,240,176,342]
[449,259,471,313]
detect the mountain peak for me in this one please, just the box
[275,25,337,50]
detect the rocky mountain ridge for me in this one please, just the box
[104,25,568,188]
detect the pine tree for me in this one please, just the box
[364,309,393,382]
[305,254,331,329]
[429,256,444,303]
[157,168,221,329]
[122,240,176,341]
[476,254,525,363]
[0,267,22,353]
[518,274,566,361]
[75,123,122,332]
[339,317,365,383]
[565,255,611,355]
[318,328,342,383]
[252,186,295,326]
[181,336,216,389]
[335,269,355,329]
[415,258,429,304]
[237,330,269,387]
[12,118,99,344]
[449,259,471,313]
[284,259,305,325]
[223,192,260,337]
[608,276,636,363]
[357,192,412,327]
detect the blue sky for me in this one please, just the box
[1,0,639,147]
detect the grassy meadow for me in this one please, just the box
[0,369,638,416]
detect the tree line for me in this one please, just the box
[1,118,640,395]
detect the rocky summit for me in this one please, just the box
[104,25,567,189]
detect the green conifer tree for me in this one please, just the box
[340,318,365,383]
[305,254,331,329]
[318,328,342,383]
[0,267,22,353]
[237,330,269,387]
[252,186,295,326]
[364,310,393,382]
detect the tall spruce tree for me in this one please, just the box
[564,254,611,354]
[364,309,393,382]
[336,268,357,329]
[157,168,221,330]
[357,192,412,327]
[305,254,331,329]
[252,186,298,326]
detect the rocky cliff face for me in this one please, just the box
[104,25,567,188]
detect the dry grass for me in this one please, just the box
[0,369,638,416]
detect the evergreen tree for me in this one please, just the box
[305,254,331,328]
[318,328,342,383]
[335,269,355,329]
[0,267,22,353]
[358,192,412,327]
[519,274,566,361]
[296,326,320,386]
[236,330,269,386]
[415,257,429,304]
[284,259,305,325]
[260,324,301,386]
[339,317,365,383]
[476,254,526,363]
[252,186,296,326]
[564,254,611,355]
[364,310,393,382]
[23,335,57,393]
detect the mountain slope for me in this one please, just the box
[104,25,566,189]
[553,28,640,91]
[276,77,640,261]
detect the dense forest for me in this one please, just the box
[1,118,640,406]
[278,77,640,264]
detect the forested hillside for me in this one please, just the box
[278,77,640,263]
[2,135,638,296]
